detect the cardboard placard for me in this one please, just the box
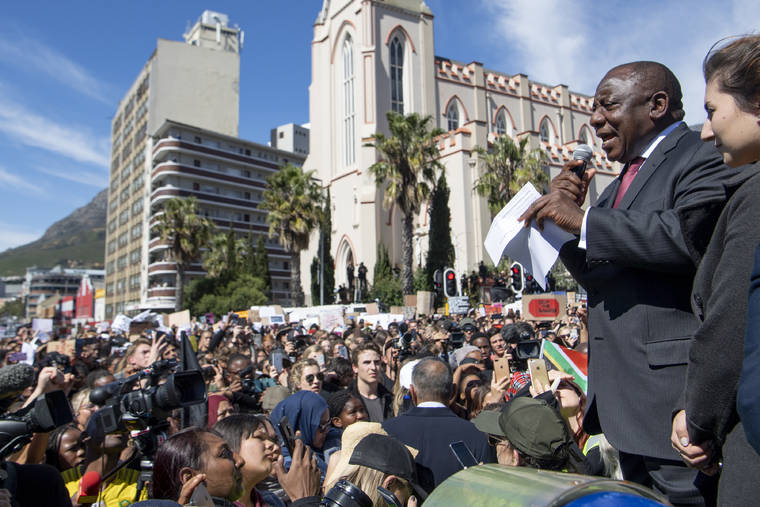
[167,310,191,328]
[403,294,417,307]
[364,302,379,315]
[129,321,154,335]
[402,306,416,320]
[483,303,503,316]
[389,306,404,316]
[522,294,568,321]
[416,291,434,317]
[234,310,249,320]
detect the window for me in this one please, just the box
[390,35,404,114]
[539,119,551,143]
[495,112,507,135]
[194,136,202,144]
[193,182,200,191]
[244,191,251,200]
[130,248,140,264]
[579,127,590,145]
[194,159,201,167]
[244,214,250,222]
[446,102,459,131]
[342,35,355,166]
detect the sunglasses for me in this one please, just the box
[305,372,324,384]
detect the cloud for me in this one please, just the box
[482,0,760,124]
[0,35,111,104]
[0,165,44,195]
[34,164,108,188]
[0,95,110,167]
[0,222,42,253]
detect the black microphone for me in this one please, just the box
[0,363,35,400]
[571,144,593,179]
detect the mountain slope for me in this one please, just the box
[0,189,108,276]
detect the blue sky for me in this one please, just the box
[0,0,756,253]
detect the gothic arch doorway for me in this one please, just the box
[336,237,356,301]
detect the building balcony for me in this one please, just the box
[151,162,267,189]
[147,261,205,276]
[148,287,176,298]
[152,139,286,170]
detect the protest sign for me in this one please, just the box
[112,314,132,334]
[32,318,53,333]
[320,309,344,330]
[416,291,434,316]
[522,294,568,321]
[403,294,417,307]
[364,302,379,315]
[167,310,191,328]
[402,306,416,320]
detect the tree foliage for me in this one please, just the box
[154,197,215,311]
[311,189,335,305]
[369,243,402,306]
[260,163,324,306]
[367,112,444,295]
[424,172,455,290]
[474,135,549,215]
[202,225,246,278]
[186,273,267,317]
[0,298,24,319]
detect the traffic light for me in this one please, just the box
[525,273,534,294]
[433,269,443,296]
[444,268,457,298]
[510,262,524,295]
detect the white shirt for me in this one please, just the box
[417,401,447,408]
[578,121,682,249]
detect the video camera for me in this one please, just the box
[88,359,206,456]
[236,364,277,395]
[392,322,416,361]
[0,390,73,458]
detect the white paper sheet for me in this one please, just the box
[484,183,574,289]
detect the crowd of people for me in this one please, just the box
[1,34,760,507]
[0,305,601,507]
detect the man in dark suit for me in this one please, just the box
[382,358,492,492]
[521,62,738,506]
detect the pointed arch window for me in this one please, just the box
[495,112,507,135]
[390,35,404,114]
[579,127,590,145]
[446,102,459,131]
[539,119,551,143]
[342,35,355,165]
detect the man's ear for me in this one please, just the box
[512,449,522,466]
[649,90,669,121]
[409,385,419,406]
[179,466,195,485]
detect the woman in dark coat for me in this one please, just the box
[671,35,760,505]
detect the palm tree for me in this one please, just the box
[367,111,444,295]
[202,225,246,278]
[474,134,549,215]
[155,196,215,311]
[260,163,324,307]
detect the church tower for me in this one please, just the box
[304,0,437,296]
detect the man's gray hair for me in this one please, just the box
[412,357,453,402]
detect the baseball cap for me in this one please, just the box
[473,398,573,461]
[349,433,428,500]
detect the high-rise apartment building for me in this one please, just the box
[147,120,304,309]
[105,11,242,318]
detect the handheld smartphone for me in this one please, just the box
[189,481,214,507]
[528,358,550,390]
[271,349,285,372]
[493,357,510,383]
[277,416,296,457]
[377,485,403,507]
[314,352,325,368]
[337,345,349,359]
[449,441,478,469]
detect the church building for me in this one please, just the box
[302,0,618,301]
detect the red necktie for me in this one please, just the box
[612,156,645,208]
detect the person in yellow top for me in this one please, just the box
[61,465,147,507]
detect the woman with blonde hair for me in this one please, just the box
[288,358,323,394]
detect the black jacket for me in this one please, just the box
[382,405,493,492]
[349,378,394,422]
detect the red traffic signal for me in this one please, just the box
[446,272,455,280]
[443,268,457,298]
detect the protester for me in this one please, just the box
[349,343,393,422]
[382,358,492,492]
[519,60,738,507]
[270,391,332,475]
[473,397,583,472]
[328,390,368,430]
[151,427,246,505]
[669,34,760,505]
